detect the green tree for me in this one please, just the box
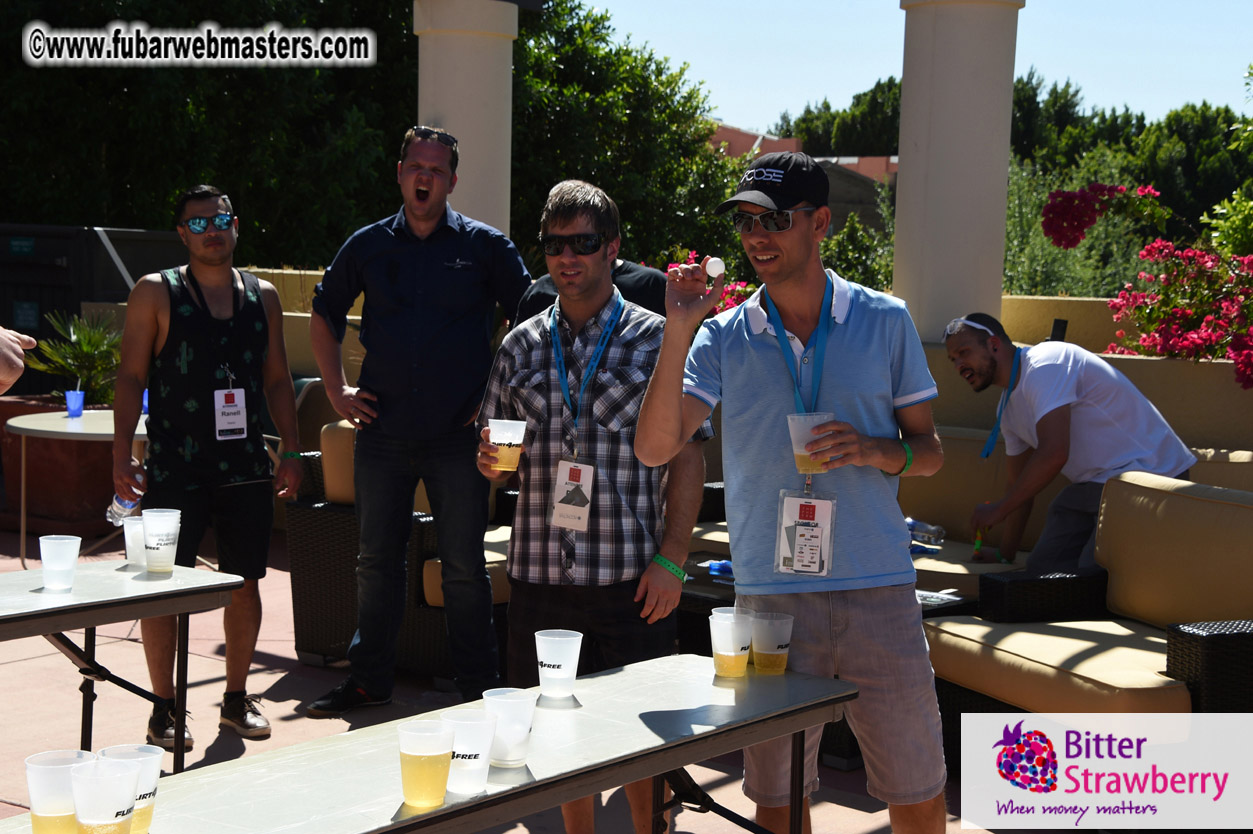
[511,0,744,280]
[788,99,837,157]
[829,77,900,156]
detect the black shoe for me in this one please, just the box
[306,678,391,717]
[147,699,194,751]
[220,693,271,739]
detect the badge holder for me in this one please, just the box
[775,471,835,577]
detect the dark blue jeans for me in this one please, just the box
[347,426,498,698]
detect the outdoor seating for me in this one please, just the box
[923,471,1253,767]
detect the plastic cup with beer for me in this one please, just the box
[39,536,81,592]
[487,419,527,472]
[483,688,539,768]
[787,412,835,474]
[122,518,146,568]
[534,629,582,700]
[25,749,95,834]
[141,509,181,574]
[750,612,794,675]
[98,745,163,834]
[708,610,754,678]
[71,758,140,834]
[397,720,454,810]
[440,709,497,796]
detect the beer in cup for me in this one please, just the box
[397,720,454,809]
[25,750,95,834]
[487,419,526,472]
[787,412,835,474]
[98,745,163,834]
[708,611,754,678]
[71,758,140,834]
[750,612,794,675]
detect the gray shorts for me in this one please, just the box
[738,584,947,807]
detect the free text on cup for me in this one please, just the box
[440,709,497,796]
[487,419,527,472]
[98,745,163,834]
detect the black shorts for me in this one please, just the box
[141,480,274,580]
[506,578,677,688]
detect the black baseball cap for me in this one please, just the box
[715,151,830,215]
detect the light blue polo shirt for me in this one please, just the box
[683,270,938,594]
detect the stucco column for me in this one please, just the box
[413,0,518,235]
[894,0,1024,339]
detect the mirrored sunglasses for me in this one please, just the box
[731,206,817,234]
[182,213,234,234]
[539,233,605,257]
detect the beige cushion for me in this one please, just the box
[422,524,511,607]
[690,520,730,556]
[925,615,1191,713]
[1189,447,1253,492]
[912,541,1019,597]
[1097,471,1253,628]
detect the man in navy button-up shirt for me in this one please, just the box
[308,126,530,713]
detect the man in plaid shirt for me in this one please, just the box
[476,180,709,834]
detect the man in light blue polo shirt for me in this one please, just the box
[637,151,948,834]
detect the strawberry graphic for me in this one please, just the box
[993,721,1058,793]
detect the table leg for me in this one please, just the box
[19,434,27,569]
[80,627,96,750]
[651,773,666,834]
[174,612,190,773]
[789,729,804,834]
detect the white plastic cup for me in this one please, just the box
[142,509,181,574]
[487,419,527,471]
[99,744,163,834]
[483,687,539,768]
[787,412,835,474]
[534,629,582,699]
[397,720,454,809]
[708,613,754,678]
[122,517,146,567]
[440,709,497,796]
[750,612,795,675]
[39,535,81,592]
[26,750,95,832]
[71,758,140,832]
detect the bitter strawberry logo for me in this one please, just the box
[994,721,1058,793]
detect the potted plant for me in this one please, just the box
[0,311,124,535]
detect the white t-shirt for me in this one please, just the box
[999,342,1196,484]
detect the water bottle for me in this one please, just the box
[905,517,946,546]
[105,494,139,526]
[105,473,144,526]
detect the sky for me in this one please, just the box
[594,0,1253,134]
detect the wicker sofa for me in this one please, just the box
[923,471,1253,764]
[286,420,510,682]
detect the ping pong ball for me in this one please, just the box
[706,257,725,278]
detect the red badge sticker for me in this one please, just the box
[568,466,582,483]
[798,502,816,521]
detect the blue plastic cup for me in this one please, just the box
[65,390,85,418]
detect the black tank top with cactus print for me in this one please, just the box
[145,267,272,489]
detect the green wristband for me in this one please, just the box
[892,440,912,476]
[652,553,688,583]
[281,451,302,460]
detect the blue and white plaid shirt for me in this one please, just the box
[480,289,713,585]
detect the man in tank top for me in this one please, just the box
[113,184,303,751]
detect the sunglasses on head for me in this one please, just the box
[181,213,234,234]
[411,126,458,148]
[539,233,605,257]
[942,317,995,340]
[731,206,817,234]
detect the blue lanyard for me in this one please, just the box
[551,294,625,444]
[981,347,1022,458]
[762,276,833,414]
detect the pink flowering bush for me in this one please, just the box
[1045,184,1253,388]
[1106,239,1253,388]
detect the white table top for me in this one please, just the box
[0,654,856,834]
[0,562,242,642]
[4,409,146,441]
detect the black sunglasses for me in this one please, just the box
[539,233,605,257]
[731,206,818,234]
[411,126,458,148]
[181,213,234,234]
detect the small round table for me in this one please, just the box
[5,410,146,566]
